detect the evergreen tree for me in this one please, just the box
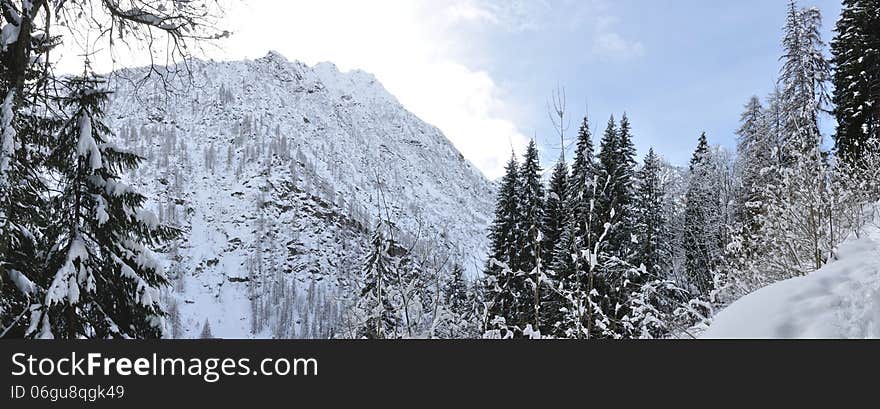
[517,139,546,333]
[568,116,599,237]
[442,264,475,337]
[831,0,880,165]
[539,158,567,334]
[592,114,639,335]
[0,0,223,338]
[616,113,639,200]
[594,116,619,223]
[757,1,833,278]
[517,139,545,274]
[734,96,771,237]
[594,114,637,258]
[484,154,521,332]
[34,73,177,339]
[684,133,721,298]
[359,226,398,339]
[780,0,830,160]
[200,319,214,339]
[485,154,520,274]
[547,117,597,337]
[720,96,780,299]
[610,112,639,259]
[0,9,57,338]
[632,148,672,278]
[543,158,568,269]
[444,264,470,320]
[552,116,598,279]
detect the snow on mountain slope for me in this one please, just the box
[703,225,880,339]
[103,51,495,338]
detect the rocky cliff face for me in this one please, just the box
[106,51,494,338]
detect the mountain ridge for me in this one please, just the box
[104,51,494,338]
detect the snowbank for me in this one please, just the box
[703,227,880,339]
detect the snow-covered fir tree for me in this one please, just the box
[831,0,880,165]
[516,140,546,334]
[683,133,722,299]
[486,154,520,275]
[517,139,545,274]
[594,114,637,262]
[757,1,833,279]
[591,114,639,336]
[35,73,177,339]
[484,154,522,334]
[551,116,597,281]
[0,1,57,337]
[440,264,478,338]
[543,158,568,270]
[594,116,620,231]
[357,225,399,339]
[632,148,673,279]
[733,96,772,243]
[546,116,598,338]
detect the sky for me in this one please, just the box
[59,0,843,180]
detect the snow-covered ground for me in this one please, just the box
[703,225,880,339]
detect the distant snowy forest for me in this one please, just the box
[1,0,879,339]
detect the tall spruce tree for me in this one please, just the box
[543,158,568,269]
[758,1,833,277]
[594,116,620,240]
[553,116,598,278]
[34,73,177,339]
[632,148,672,278]
[484,154,522,334]
[517,139,546,333]
[616,113,639,202]
[780,0,831,159]
[590,116,623,335]
[1,0,224,338]
[831,0,880,165]
[0,6,57,337]
[684,133,720,298]
[359,226,398,339]
[594,114,637,258]
[518,140,545,272]
[612,113,639,260]
[539,157,567,334]
[734,96,773,242]
[547,117,597,337]
[593,114,639,331]
[486,154,520,273]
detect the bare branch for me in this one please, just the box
[547,84,571,161]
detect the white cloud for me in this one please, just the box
[472,0,645,62]
[592,32,645,61]
[445,1,499,24]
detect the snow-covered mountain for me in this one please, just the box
[104,51,495,338]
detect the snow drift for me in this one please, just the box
[703,226,880,339]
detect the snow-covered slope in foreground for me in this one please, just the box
[703,227,880,339]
